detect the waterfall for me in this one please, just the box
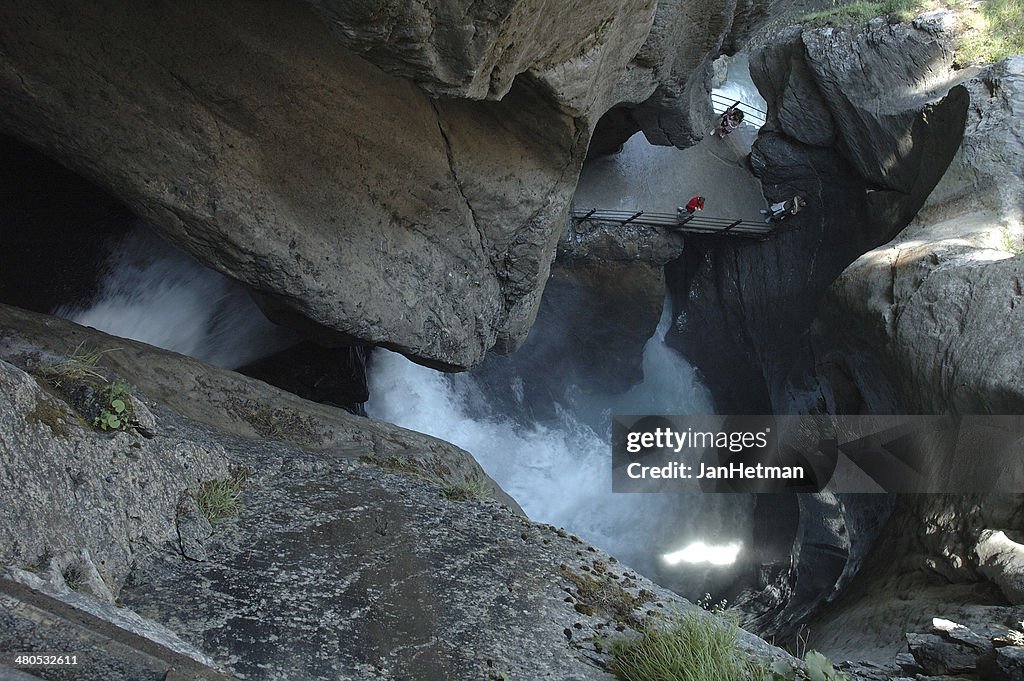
[366,305,755,584]
[55,227,296,369]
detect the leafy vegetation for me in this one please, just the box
[36,344,138,434]
[92,378,135,431]
[770,651,851,681]
[801,0,920,24]
[799,0,1024,66]
[953,0,1024,65]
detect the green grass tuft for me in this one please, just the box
[954,0,1024,65]
[38,343,111,387]
[799,0,1024,66]
[607,610,769,681]
[440,476,492,501]
[192,471,246,523]
[801,0,922,25]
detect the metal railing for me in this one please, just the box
[571,208,774,240]
[710,93,767,129]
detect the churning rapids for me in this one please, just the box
[51,68,770,595]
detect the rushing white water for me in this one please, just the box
[367,55,774,579]
[56,228,296,369]
[365,306,749,578]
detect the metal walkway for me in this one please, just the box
[571,207,775,240]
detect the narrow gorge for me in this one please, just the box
[1,1,1023,680]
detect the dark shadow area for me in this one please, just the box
[0,133,133,313]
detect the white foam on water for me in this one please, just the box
[56,227,296,369]
[366,305,727,573]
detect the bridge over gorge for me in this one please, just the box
[570,207,777,240]
[573,93,774,239]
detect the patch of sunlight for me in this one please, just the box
[662,541,742,566]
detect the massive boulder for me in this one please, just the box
[778,56,1024,662]
[790,55,1024,415]
[0,0,656,370]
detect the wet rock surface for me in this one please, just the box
[531,217,685,395]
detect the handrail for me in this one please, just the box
[710,92,767,118]
[570,207,775,240]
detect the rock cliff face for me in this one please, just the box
[773,56,1024,661]
[666,18,970,413]
[589,0,746,155]
[790,55,1024,415]
[656,16,973,646]
[0,0,656,370]
[535,217,686,395]
[0,305,792,680]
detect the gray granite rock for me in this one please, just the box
[0,305,795,680]
[0,0,655,369]
[908,632,980,675]
[797,56,1024,417]
[997,645,1024,681]
[977,530,1024,605]
[0,357,230,594]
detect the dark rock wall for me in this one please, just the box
[777,57,1024,659]
[659,18,972,643]
[665,20,969,414]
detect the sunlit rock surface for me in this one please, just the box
[794,56,1024,415]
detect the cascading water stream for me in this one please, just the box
[367,303,755,592]
[55,228,297,369]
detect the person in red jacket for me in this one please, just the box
[678,195,705,218]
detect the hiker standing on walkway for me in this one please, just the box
[678,196,705,219]
[761,195,807,222]
[711,102,744,137]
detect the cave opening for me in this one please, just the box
[0,134,370,413]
